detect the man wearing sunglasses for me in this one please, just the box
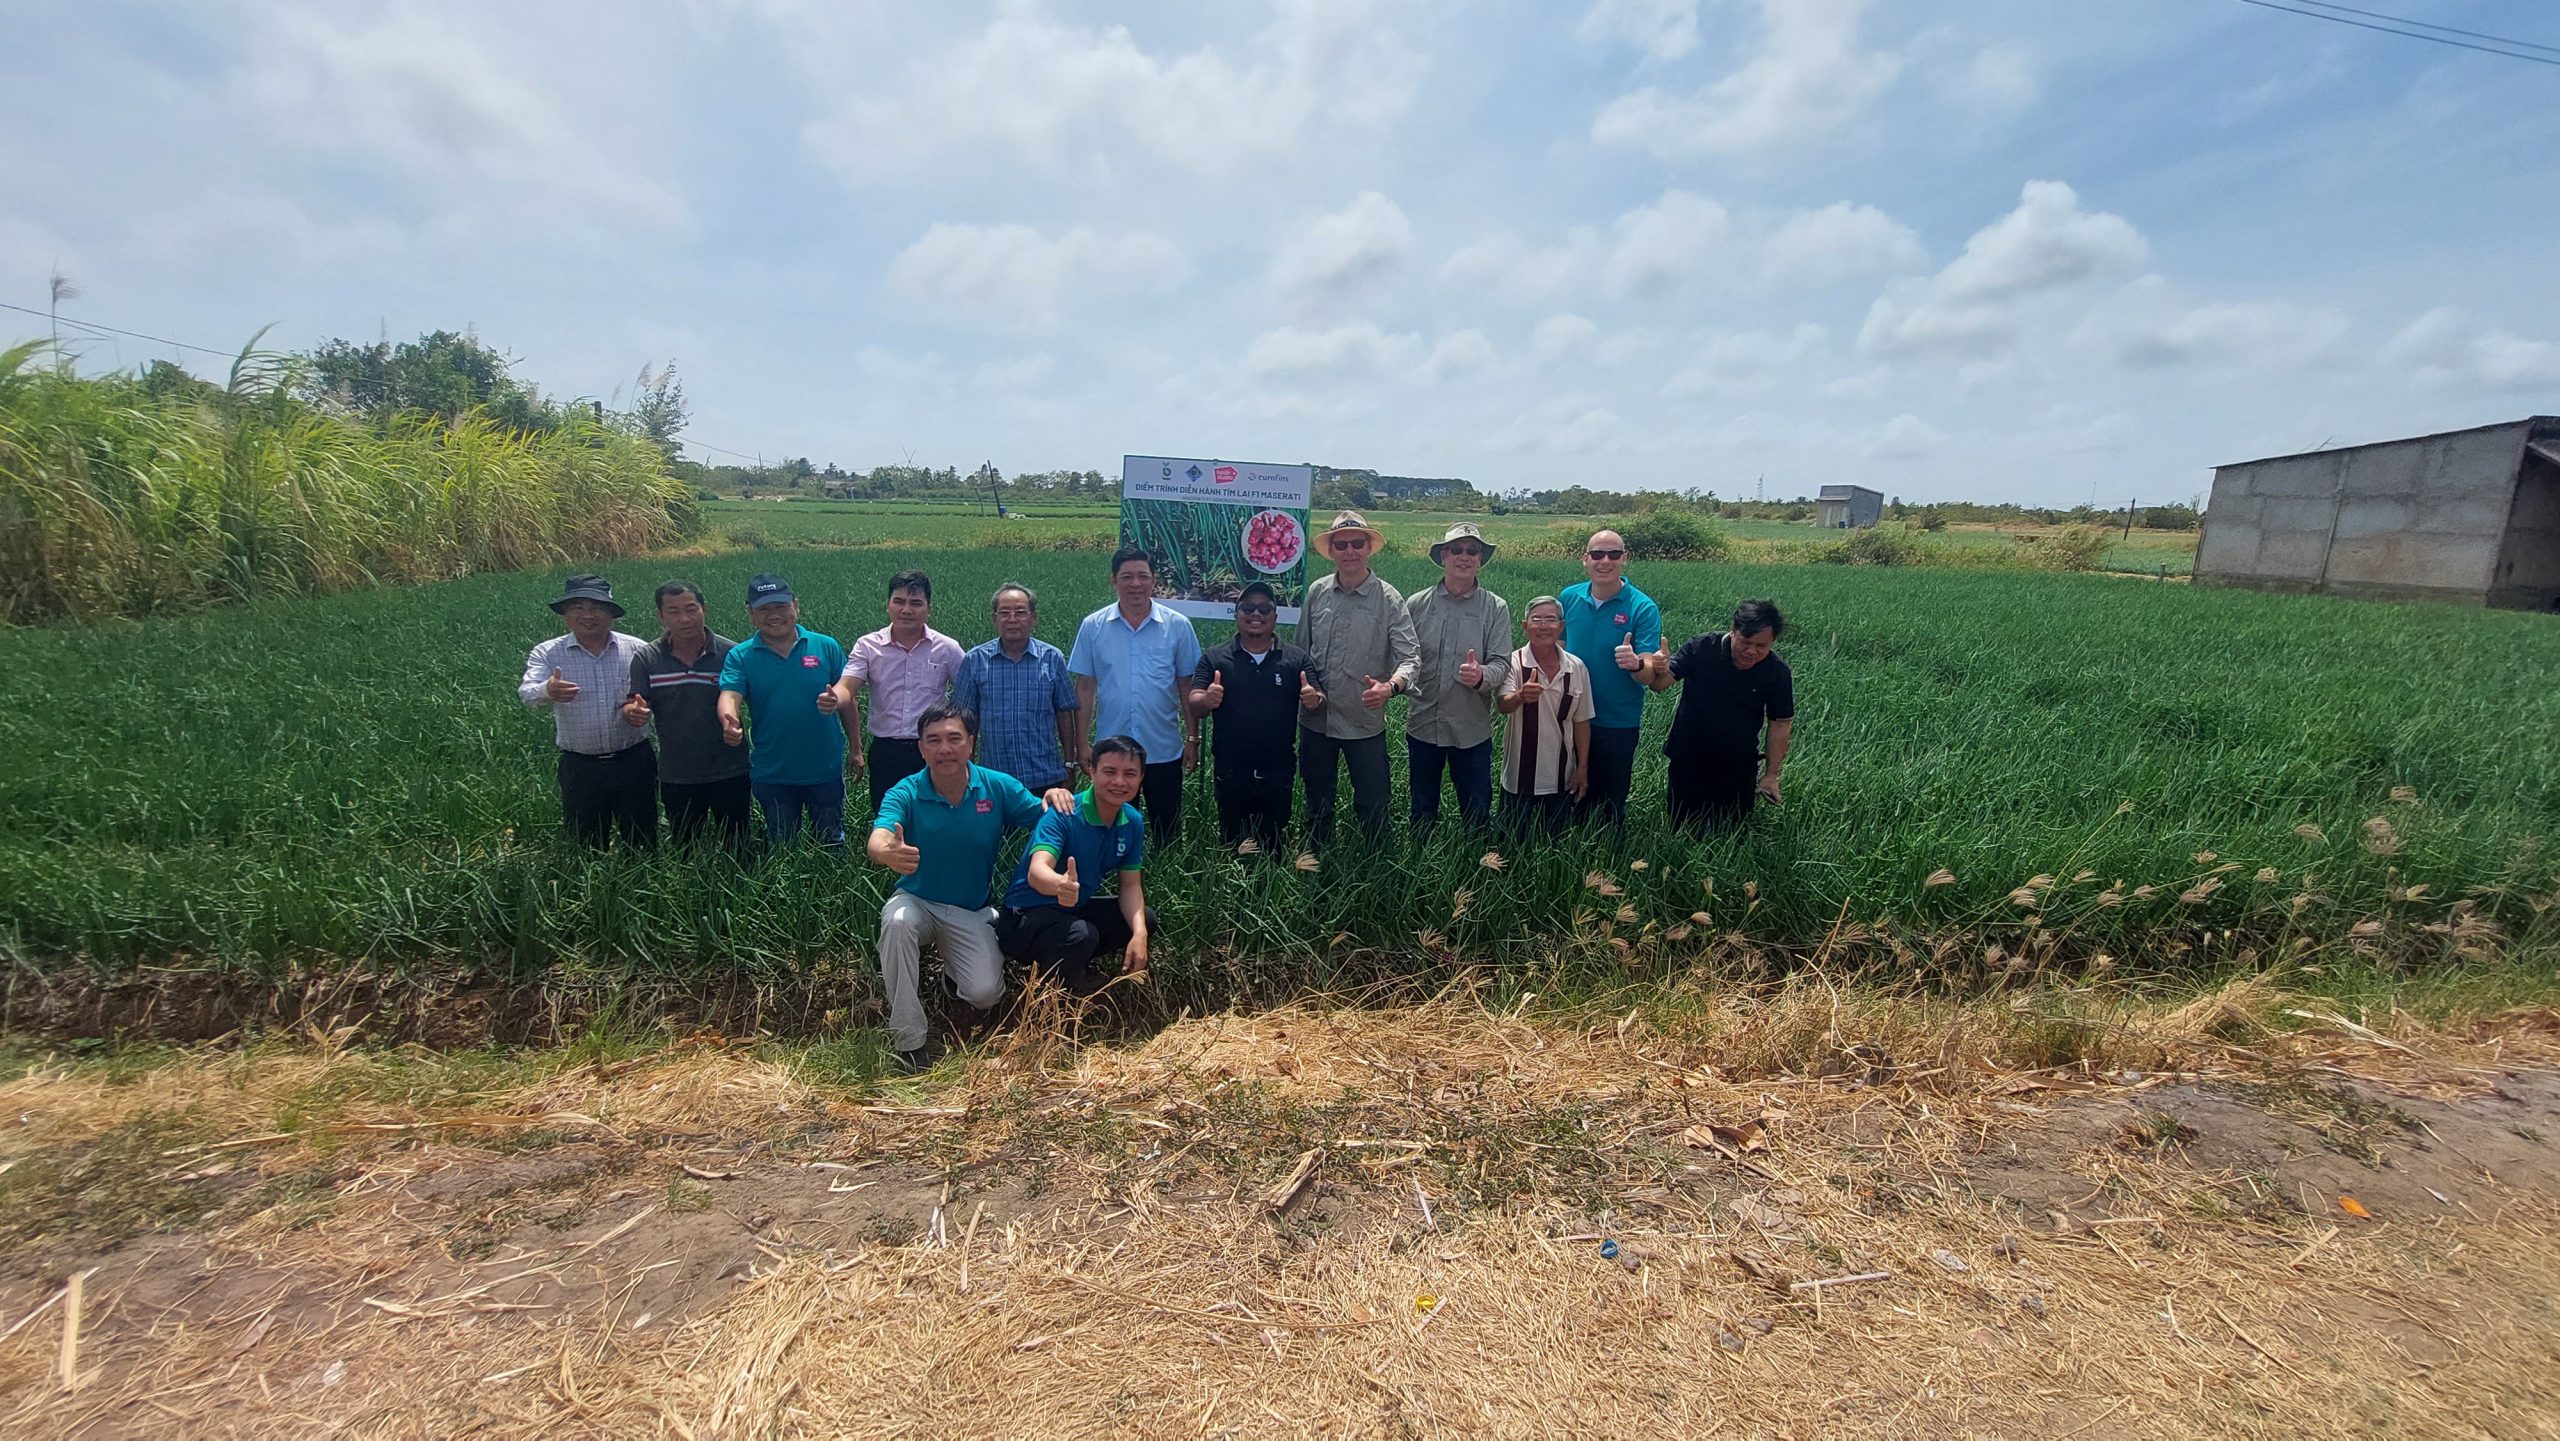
[1188,580,1323,850]
[1559,528,1663,829]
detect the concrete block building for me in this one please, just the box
[2195,417,2560,610]
[1816,484,1884,529]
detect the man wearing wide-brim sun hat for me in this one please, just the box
[517,572,658,850]
[1295,510,1418,844]
[1403,522,1512,830]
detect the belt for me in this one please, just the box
[562,744,647,761]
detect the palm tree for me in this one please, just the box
[48,269,78,349]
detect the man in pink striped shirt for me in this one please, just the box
[831,570,963,814]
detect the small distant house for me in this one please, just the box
[821,479,858,499]
[1816,484,1884,529]
[2195,417,2559,610]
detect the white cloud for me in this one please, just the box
[1242,322,1425,382]
[1577,0,1701,62]
[1494,397,1628,454]
[1663,324,1827,397]
[2079,282,2350,370]
[855,346,948,388]
[796,1,1426,185]
[1600,190,1732,298]
[1534,313,1601,363]
[1960,44,2038,114]
[1863,412,1945,459]
[1423,329,1495,381]
[1271,191,1412,298]
[1859,180,2147,359]
[234,7,679,228]
[2383,308,2560,392]
[974,353,1056,390]
[887,222,1189,329]
[1760,202,1926,290]
[1592,0,1901,159]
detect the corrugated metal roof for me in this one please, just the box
[2216,416,2558,472]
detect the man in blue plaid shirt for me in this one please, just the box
[952,583,1083,791]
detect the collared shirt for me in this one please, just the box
[844,626,963,740]
[1665,632,1795,763]
[1192,637,1319,779]
[631,632,749,785]
[1067,602,1202,761]
[953,637,1078,789]
[1402,582,1514,748]
[1500,646,1596,796]
[874,764,1046,910]
[716,625,850,786]
[1003,790,1145,911]
[1296,571,1419,741]
[1559,578,1663,731]
[519,631,651,757]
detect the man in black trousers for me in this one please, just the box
[622,580,752,848]
[1188,581,1324,850]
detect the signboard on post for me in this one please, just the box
[1119,455,1314,622]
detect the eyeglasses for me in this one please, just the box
[1585,548,1625,560]
[1327,537,1371,551]
[1442,545,1483,558]
[1236,603,1276,615]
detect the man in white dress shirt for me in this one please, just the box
[518,573,656,849]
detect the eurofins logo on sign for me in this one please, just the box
[1213,465,1238,485]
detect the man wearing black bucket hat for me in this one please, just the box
[518,573,658,850]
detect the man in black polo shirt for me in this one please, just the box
[622,580,752,848]
[1646,598,1795,832]
[1187,581,1324,850]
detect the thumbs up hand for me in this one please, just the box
[1361,674,1392,711]
[1299,676,1326,712]
[1457,647,1483,690]
[619,691,651,727]
[815,681,843,715]
[884,822,920,876]
[1048,856,1082,907]
[1203,672,1226,710]
[1515,671,1545,706]
[543,666,580,702]
[1614,632,1642,673]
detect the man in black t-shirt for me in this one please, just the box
[1188,581,1326,850]
[1645,598,1795,831]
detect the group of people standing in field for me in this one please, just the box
[518,510,1795,1069]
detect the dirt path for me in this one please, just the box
[3,994,2558,1437]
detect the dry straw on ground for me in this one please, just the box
[4,974,2558,1437]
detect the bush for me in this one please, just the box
[1915,507,1949,533]
[1817,524,1929,566]
[1617,509,1732,562]
[2038,524,2110,572]
[726,523,774,550]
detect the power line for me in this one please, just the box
[2233,0,2560,66]
[2286,0,2560,57]
[0,300,245,358]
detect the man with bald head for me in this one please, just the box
[1558,528,1663,829]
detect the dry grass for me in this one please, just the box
[4,975,2559,1437]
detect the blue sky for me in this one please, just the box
[5,0,2557,504]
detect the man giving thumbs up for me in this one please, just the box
[997,736,1158,998]
[1401,523,1511,830]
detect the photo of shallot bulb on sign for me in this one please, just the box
[1243,509,1304,574]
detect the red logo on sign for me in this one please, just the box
[975,799,992,813]
[802,656,819,668]
[1612,613,1628,627]
[1213,465,1238,485]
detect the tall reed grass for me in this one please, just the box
[0,343,692,624]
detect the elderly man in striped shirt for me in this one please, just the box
[518,573,656,850]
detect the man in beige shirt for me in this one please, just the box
[1403,523,1512,828]
[1295,511,1419,843]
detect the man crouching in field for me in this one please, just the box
[866,703,1076,1072]
[1646,598,1794,832]
[519,573,656,850]
[995,735,1156,997]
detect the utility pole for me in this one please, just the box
[2123,496,2136,541]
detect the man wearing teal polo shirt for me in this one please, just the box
[995,735,1156,997]
[866,701,1075,1072]
[716,572,855,846]
[1558,529,1664,829]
